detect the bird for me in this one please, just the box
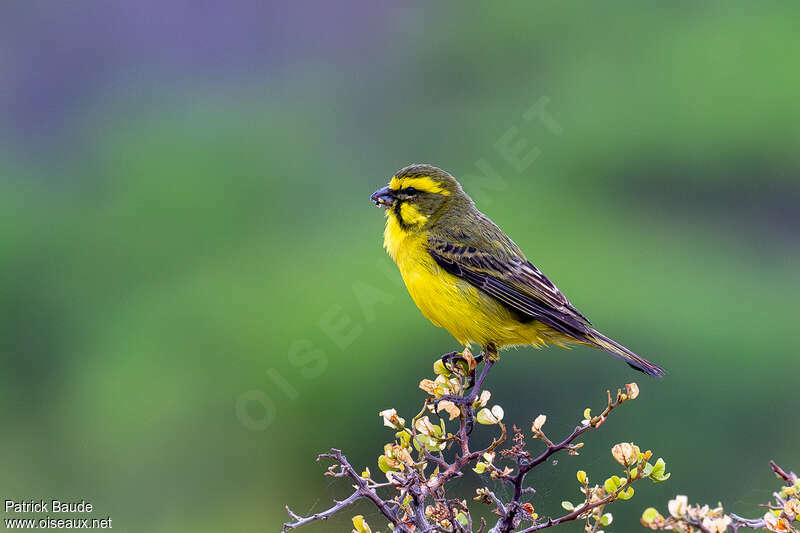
[370,163,665,380]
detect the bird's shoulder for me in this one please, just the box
[427,209,542,282]
[429,209,524,261]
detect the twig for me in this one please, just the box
[729,514,766,530]
[282,492,361,532]
[486,489,508,519]
[427,359,505,495]
[495,388,629,532]
[281,448,411,533]
[770,460,798,486]
[516,478,634,532]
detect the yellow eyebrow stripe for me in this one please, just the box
[389,176,450,195]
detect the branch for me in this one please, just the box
[282,448,411,533]
[517,489,621,532]
[425,358,505,495]
[494,386,634,532]
[284,350,664,533]
[641,461,799,533]
[770,460,798,486]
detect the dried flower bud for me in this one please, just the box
[686,503,711,522]
[476,405,504,425]
[418,379,437,395]
[625,382,640,400]
[522,502,537,519]
[668,495,688,519]
[415,416,437,436]
[612,442,639,467]
[437,400,460,420]
[461,348,477,372]
[531,414,547,433]
[379,408,405,430]
[702,515,732,533]
[784,498,800,519]
[473,390,491,408]
[764,512,794,533]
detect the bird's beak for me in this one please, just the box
[370,186,396,208]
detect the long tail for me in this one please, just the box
[585,329,665,378]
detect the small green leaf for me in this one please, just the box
[476,407,502,425]
[617,486,634,500]
[641,462,654,477]
[473,462,487,474]
[561,501,574,511]
[577,470,587,485]
[641,507,661,523]
[433,359,451,376]
[396,430,411,448]
[600,513,613,526]
[604,475,622,493]
[649,458,670,482]
[352,515,372,533]
[456,512,468,526]
[378,455,393,473]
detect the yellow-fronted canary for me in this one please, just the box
[371,164,664,378]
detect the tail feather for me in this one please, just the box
[586,329,665,378]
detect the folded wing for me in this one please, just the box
[427,232,592,341]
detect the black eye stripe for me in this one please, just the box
[403,187,419,195]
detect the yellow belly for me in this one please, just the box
[384,216,553,348]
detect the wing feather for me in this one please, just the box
[428,232,592,340]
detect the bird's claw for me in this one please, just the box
[440,351,481,376]
[439,351,462,370]
[438,350,484,390]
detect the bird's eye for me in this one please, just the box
[403,187,419,195]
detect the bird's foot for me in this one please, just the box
[439,351,462,370]
[439,348,483,381]
[429,355,497,435]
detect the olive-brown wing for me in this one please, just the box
[427,234,593,340]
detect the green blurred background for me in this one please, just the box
[1,2,798,531]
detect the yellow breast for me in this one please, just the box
[383,213,548,348]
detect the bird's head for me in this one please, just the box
[371,164,468,231]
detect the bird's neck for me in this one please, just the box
[383,212,427,263]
